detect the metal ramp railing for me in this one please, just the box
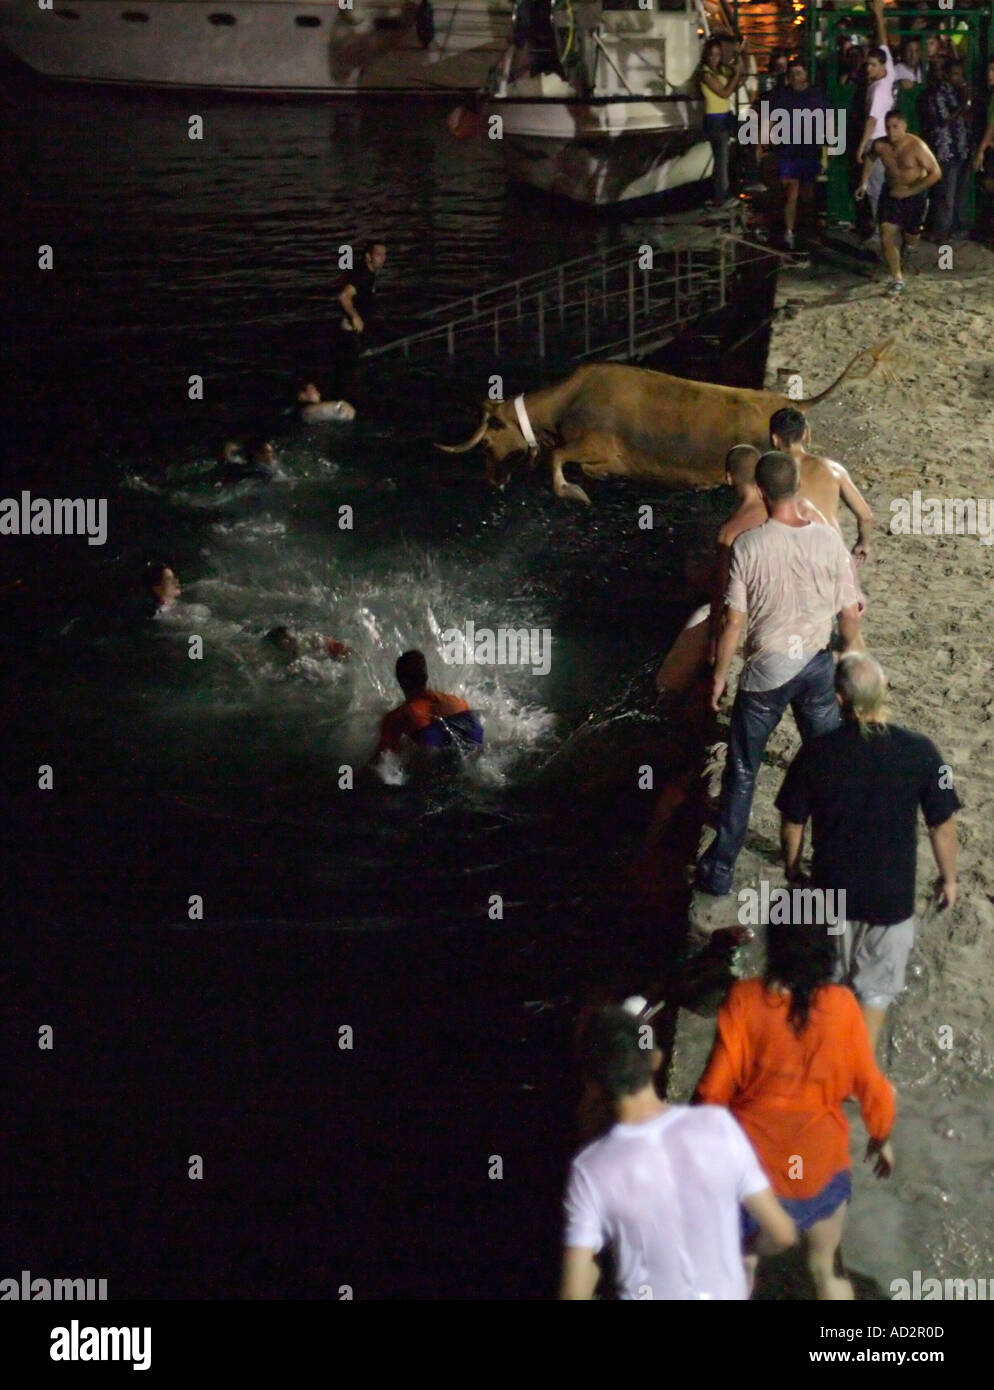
[362,227,774,370]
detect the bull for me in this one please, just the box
[437,341,893,508]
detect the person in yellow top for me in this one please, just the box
[700,34,747,206]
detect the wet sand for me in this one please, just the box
[669,240,994,1298]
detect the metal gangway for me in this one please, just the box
[362,225,775,371]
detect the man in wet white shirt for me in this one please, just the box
[560,1006,796,1300]
[695,451,863,896]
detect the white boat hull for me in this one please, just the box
[485,5,718,206]
[499,122,712,205]
[0,0,512,93]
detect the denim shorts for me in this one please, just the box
[742,1169,852,1239]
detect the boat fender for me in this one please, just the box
[416,0,435,47]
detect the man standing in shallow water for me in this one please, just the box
[334,240,387,400]
[695,452,862,897]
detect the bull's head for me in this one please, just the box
[436,401,537,490]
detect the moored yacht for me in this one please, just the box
[0,0,513,93]
[485,0,720,205]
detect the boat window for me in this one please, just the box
[54,6,81,16]
[121,10,150,20]
[208,13,237,25]
[295,15,321,25]
[604,0,688,9]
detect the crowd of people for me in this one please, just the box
[561,406,961,1301]
[133,185,970,1299]
[700,0,994,267]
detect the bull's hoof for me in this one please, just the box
[555,483,592,506]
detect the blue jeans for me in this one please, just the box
[697,649,841,891]
[932,158,971,239]
[705,113,734,203]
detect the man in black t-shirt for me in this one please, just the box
[776,652,960,1051]
[333,240,387,400]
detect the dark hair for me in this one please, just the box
[755,450,799,501]
[767,47,788,70]
[396,649,429,696]
[577,1007,655,1101]
[867,46,888,65]
[942,56,963,76]
[363,240,386,257]
[725,444,760,486]
[143,563,170,594]
[764,924,835,1035]
[900,34,921,57]
[788,58,807,73]
[769,405,807,445]
[702,36,723,63]
[885,107,907,122]
[216,438,241,463]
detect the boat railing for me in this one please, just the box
[362,225,774,368]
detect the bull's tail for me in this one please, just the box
[799,336,896,407]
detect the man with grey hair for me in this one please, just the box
[696,451,863,896]
[776,652,961,1050]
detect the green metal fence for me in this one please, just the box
[809,7,992,226]
[728,4,993,229]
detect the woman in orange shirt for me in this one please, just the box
[695,923,895,1299]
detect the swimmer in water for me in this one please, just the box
[370,649,484,763]
[142,563,182,618]
[296,380,357,424]
[216,439,245,469]
[264,625,351,661]
[214,439,279,486]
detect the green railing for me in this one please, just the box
[810,7,993,226]
[726,4,992,228]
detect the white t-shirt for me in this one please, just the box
[563,1105,770,1301]
[866,48,897,141]
[893,61,922,87]
[726,518,858,692]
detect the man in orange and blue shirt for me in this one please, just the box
[372,649,484,760]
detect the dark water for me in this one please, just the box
[3,65,774,1297]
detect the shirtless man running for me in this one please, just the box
[769,406,873,609]
[857,109,942,296]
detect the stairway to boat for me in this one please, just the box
[363,215,775,374]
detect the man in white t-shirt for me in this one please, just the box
[695,451,862,896]
[857,0,898,223]
[560,1006,796,1300]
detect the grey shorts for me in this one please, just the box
[833,918,915,1011]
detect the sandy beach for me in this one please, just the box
[670,239,994,1297]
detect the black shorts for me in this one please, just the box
[878,190,928,236]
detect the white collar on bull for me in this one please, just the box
[512,395,538,454]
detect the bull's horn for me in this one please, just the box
[436,407,489,454]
